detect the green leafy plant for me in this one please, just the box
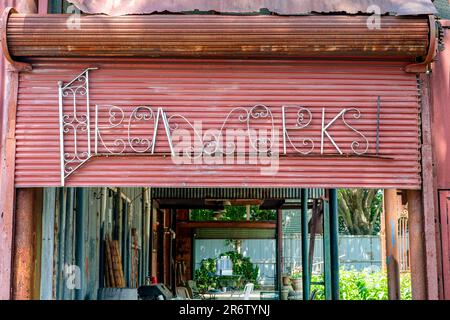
[310,270,412,300]
[290,267,302,280]
[194,251,259,291]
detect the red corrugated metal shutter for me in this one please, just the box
[15,58,421,188]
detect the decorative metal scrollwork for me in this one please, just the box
[58,68,375,186]
[58,67,97,185]
[341,108,369,155]
[282,106,314,155]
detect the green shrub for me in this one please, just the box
[311,270,412,300]
[194,251,259,291]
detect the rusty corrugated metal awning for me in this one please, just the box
[67,0,437,16]
[3,14,430,60]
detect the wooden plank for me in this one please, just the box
[419,73,440,300]
[438,192,450,299]
[105,238,115,287]
[113,240,125,288]
[407,189,427,300]
[40,188,56,300]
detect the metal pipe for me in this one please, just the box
[384,189,401,300]
[57,81,65,186]
[56,188,67,299]
[329,188,340,300]
[301,189,310,300]
[376,96,381,156]
[171,209,177,292]
[407,190,427,299]
[276,208,283,296]
[40,188,56,300]
[12,188,35,300]
[322,196,332,300]
[149,195,154,279]
[75,188,87,300]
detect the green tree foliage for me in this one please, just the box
[190,206,276,221]
[338,189,383,235]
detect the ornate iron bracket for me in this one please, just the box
[58,67,97,185]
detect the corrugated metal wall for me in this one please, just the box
[15,58,421,188]
[432,21,450,299]
[432,24,450,189]
[40,187,149,300]
[152,187,323,199]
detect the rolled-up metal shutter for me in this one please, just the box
[5,14,429,59]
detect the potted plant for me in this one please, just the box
[282,274,291,286]
[290,269,302,291]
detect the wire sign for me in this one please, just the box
[58,68,380,185]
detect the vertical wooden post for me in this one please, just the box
[407,190,427,300]
[384,189,400,300]
[419,73,440,300]
[12,188,36,300]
